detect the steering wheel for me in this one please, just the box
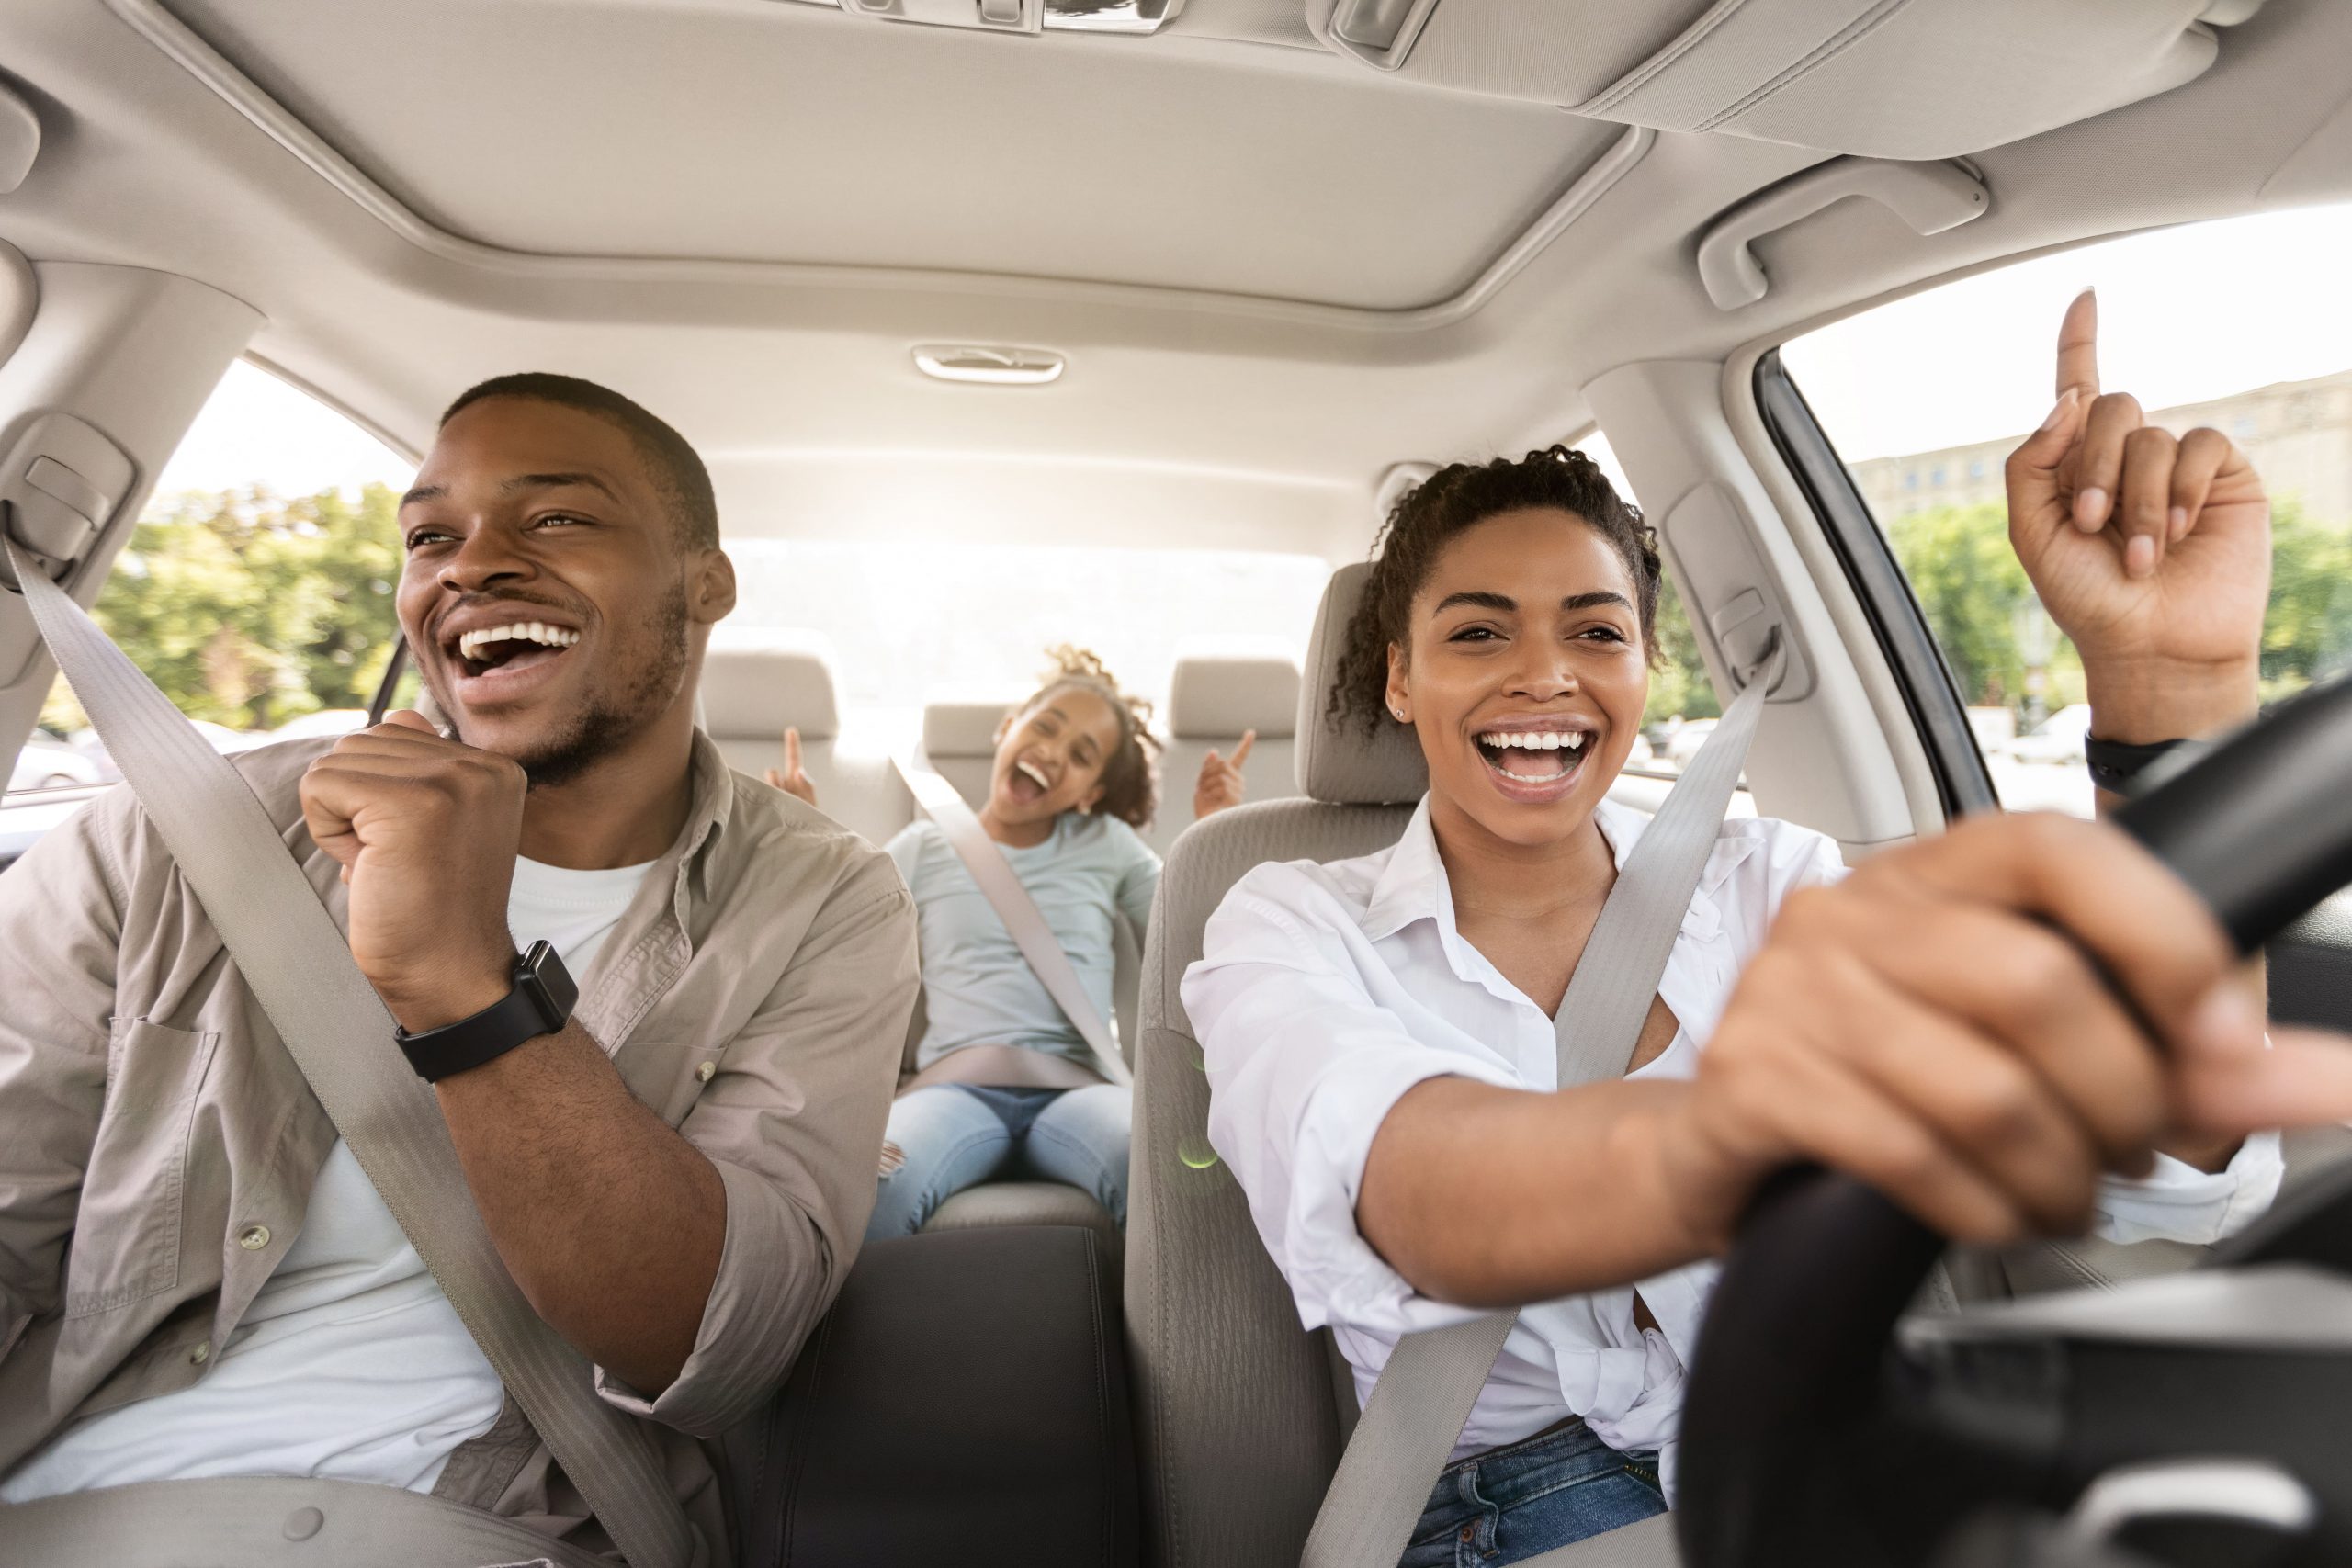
[1677,671,2352,1568]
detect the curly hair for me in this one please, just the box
[1331,446,1661,737]
[1013,645,1164,830]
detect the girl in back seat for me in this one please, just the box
[1184,300,2346,1565]
[775,646,1252,1236]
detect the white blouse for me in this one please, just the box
[1181,796,2282,1494]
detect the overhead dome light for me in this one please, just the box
[912,345,1066,386]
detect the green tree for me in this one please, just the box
[2258,500,2352,704]
[40,481,402,734]
[1887,502,2085,716]
[1645,571,1721,725]
[1886,496,2349,721]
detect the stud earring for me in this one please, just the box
[1391,706,1406,721]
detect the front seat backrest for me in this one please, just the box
[1153,647,1303,858]
[701,632,913,846]
[1128,562,1425,1568]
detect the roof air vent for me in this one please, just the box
[912,345,1067,386]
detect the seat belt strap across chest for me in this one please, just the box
[892,750,1133,1088]
[7,538,695,1568]
[1301,638,1781,1568]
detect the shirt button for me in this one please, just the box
[238,1224,271,1251]
[188,1343,211,1365]
[695,1061,716,1083]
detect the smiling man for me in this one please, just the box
[0,374,919,1564]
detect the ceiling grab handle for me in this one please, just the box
[1319,0,1443,71]
[1695,157,1989,311]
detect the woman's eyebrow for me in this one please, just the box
[1431,590,1515,615]
[1562,591,1633,612]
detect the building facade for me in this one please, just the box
[1851,368,2352,527]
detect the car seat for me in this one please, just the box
[698,631,913,846]
[1126,562,1424,1568]
[1151,645,1302,859]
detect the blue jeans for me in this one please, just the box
[865,1082,1131,1239]
[1398,1420,1667,1568]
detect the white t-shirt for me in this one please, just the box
[1,855,655,1503]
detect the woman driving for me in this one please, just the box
[1183,298,2352,1565]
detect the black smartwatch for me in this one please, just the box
[2085,733,2189,795]
[394,940,578,1083]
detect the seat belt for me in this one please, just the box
[890,750,1134,1089]
[6,538,695,1568]
[1301,638,1782,1568]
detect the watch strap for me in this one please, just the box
[2086,732,2188,795]
[395,940,577,1082]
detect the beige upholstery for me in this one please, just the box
[1151,648,1304,859]
[699,632,912,847]
[1127,564,1427,1568]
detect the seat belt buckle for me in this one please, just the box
[1,499,81,593]
[1711,589,1790,697]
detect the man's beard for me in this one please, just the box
[445,581,691,791]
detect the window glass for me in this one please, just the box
[724,539,1328,720]
[1577,432,1717,778]
[1781,203,2352,817]
[10,362,415,801]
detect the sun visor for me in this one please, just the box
[1305,0,2262,161]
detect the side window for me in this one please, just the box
[1780,203,2352,817]
[1577,432,1720,778]
[9,361,415,802]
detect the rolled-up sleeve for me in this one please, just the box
[597,854,918,1435]
[0,797,120,1348]
[1183,867,1517,1339]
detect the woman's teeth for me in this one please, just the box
[1477,730,1588,779]
[1013,761,1049,794]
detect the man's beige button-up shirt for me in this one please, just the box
[0,731,918,1558]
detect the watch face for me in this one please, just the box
[519,939,579,1031]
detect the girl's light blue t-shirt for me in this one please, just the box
[888,811,1161,1072]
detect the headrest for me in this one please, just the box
[698,630,841,741]
[1296,562,1428,806]
[922,693,1023,758]
[1168,648,1300,740]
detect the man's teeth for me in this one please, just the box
[1480,731,1587,751]
[456,622,580,662]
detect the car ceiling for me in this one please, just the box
[1,0,2348,558]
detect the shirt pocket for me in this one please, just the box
[611,1040,721,1128]
[70,1019,221,1317]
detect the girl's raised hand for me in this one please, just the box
[1193,729,1254,820]
[764,726,819,807]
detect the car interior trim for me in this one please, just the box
[102,0,1656,333]
[1750,347,1998,821]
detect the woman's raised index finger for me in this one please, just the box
[1230,729,1256,769]
[2054,288,2100,401]
[783,726,802,772]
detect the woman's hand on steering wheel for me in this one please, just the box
[2006,291,2268,742]
[1654,812,2352,1256]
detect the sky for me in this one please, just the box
[1782,200,2352,461]
[160,201,2352,501]
[153,361,415,499]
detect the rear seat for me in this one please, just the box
[698,631,913,846]
[1155,645,1302,858]
[916,691,1136,1257]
